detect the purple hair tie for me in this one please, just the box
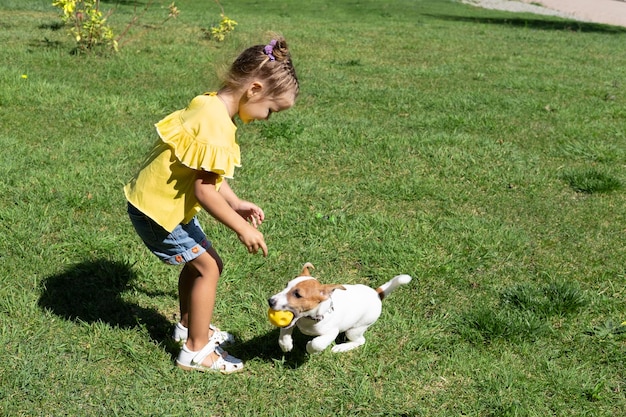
[264,39,277,61]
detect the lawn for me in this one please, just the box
[0,0,625,415]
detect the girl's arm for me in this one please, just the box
[194,170,268,257]
[218,179,265,228]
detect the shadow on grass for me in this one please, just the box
[38,258,307,367]
[38,259,171,344]
[426,14,626,34]
[228,329,310,369]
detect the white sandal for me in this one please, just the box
[172,322,235,346]
[176,343,244,374]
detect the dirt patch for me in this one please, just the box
[461,0,626,27]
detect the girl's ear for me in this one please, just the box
[246,81,264,98]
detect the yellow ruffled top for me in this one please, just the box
[124,93,240,232]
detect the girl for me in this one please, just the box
[124,37,299,373]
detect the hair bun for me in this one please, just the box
[267,37,290,62]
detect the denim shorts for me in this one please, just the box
[127,203,211,265]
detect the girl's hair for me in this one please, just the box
[222,36,299,97]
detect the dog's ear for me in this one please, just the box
[320,284,346,299]
[300,262,315,276]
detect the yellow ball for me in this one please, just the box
[268,308,294,327]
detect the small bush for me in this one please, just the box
[51,0,180,53]
[52,0,117,52]
[202,14,237,42]
[201,0,237,42]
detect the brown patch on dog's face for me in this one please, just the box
[286,279,346,313]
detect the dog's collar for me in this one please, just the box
[308,299,334,322]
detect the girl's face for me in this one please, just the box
[238,83,296,123]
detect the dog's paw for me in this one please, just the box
[331,342,362,353]
[279,336,293,352]
[305,341,322,354]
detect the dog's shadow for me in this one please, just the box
[38,258,310,368]
[228,328,310,369]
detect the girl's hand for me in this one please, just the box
[197,175,267,256]
[238,226,268,257]
[234,201,265,228]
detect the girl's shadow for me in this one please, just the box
[37,258,309,368]
[38,259,171,344]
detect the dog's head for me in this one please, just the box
[268,263,346,327]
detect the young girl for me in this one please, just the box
[124,37,299,373]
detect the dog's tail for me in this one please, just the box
[376,274,412,300]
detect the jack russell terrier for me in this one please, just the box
[268,263,412,354]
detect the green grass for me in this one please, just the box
[1,0,625,415]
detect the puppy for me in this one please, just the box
[268,263,412,354]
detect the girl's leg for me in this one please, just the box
[178,248,224,366]
[178,246,223,333]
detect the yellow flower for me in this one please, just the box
[21,74,28,79]
[168,2,180,19]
